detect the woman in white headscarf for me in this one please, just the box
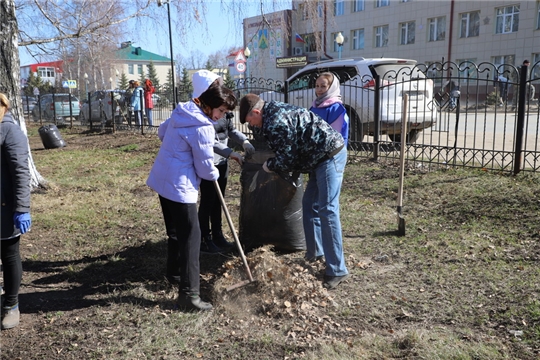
[310,72,349,146]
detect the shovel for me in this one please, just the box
[213,181,256,291]
[397,94,408,236]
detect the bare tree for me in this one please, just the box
[4,0,287,188]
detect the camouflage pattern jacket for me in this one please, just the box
[261,101,345,173]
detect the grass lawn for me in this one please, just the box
[2,124,539,359]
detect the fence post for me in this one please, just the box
[68,93,73,129]
[140,88,145,135]
[369,65,380,161]
[88,92,93,131]
[284,80,289,104]
[513,64,528,175]
[111,91,116,133]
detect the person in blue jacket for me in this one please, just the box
[129,80,145,126]
[239,93,350,290]
[0,93,32,329]
[146,72,237,311]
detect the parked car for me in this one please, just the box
[21,96,37,114]
[151,93,170,108]
[80,90,127,125]
[32,94,80,123]
[259,58,438,143]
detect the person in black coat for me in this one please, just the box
[198,111,255,253]
[0,93,32,330]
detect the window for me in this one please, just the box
[299,2,322,20]
[456,58,478,79]
[460,11,480,38]
[425,61,443,84]
[38,67,55,78]
[317,1,323,17]
[299,3,309,20]
[537,3,540,29]
[533,54,540,80]
[376,0,389,8]
[351,29,364,50]
[353,0,364,12]
[303,33,320,53]
[429,16,446,41]
[138,64,143,75]
[496,5,519,34]
[128,64,134,74]
[334,0,344,15]
[400,21,415,45]
[374,25,389,47]
[492,54,515,79]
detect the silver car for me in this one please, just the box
[31,94,80,123]
[80,90,128,125]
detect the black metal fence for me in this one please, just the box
[26,60,540,174]
[228,60,540,174]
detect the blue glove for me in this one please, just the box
[13,212,31,234]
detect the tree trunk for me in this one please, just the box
[1,0,47,189]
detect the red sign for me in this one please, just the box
[235,61,246,73]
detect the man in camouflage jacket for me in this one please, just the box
[239,94,350,289]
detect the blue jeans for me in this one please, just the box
[302,147,348,277]
[145,108,153,127]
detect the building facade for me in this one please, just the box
[20,60,64,89]
[244,1,540,82]
[114,41,173,86]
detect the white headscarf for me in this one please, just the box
[314,73,341,107]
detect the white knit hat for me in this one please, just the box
[192,70,223,98]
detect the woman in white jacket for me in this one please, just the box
[147,71,237,311]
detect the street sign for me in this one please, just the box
[235,62,246,73]
[276,55,308,68]
[235,52,247,62]
[62,80,77,88]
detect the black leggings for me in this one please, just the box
[1,237,22,307]
[158,196,201,295]
[198,163,228,236]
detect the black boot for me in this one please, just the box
[177,294,213,311]
[212,231,234,250]
[200,235,225,254]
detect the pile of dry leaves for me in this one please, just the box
[212,246,371,345]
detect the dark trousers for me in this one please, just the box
[1,237,22,307]
[158,196,201,295]
[198,163,228,237]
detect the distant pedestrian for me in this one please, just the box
[497,75,509,106]
[144,79,155,127]
[129,80,144,126]
[0,93,32,330]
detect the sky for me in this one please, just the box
[19,0,291,67]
